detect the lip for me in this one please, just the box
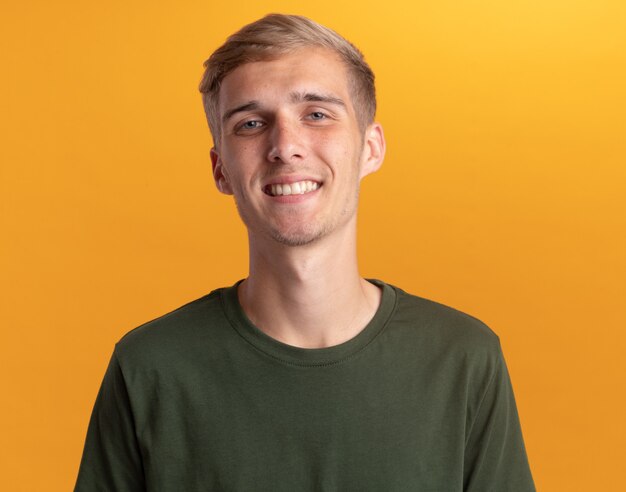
[265,185,321,203]
[263,175,322,187]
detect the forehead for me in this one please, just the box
[218,47,352,111]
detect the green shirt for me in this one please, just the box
[75,279,535,491]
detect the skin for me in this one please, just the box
[210,47,386,349]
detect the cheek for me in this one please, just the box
[316,134,356,166]
[335,142,362,180]
[221,146,257,184]
[222,134,262,158]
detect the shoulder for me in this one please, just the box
[385,282,503,366]
[113,288,228,368]
[392,284,499,339]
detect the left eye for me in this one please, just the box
[309,112,326,120]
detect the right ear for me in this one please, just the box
[210,147,233,195]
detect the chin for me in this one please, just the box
[268,223,328,247]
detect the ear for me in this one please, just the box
[210,147,233,195]
[359,122,386,180]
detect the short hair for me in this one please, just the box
[199,13,376,145]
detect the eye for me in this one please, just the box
[234,119,265,135]
[240,120,264,130]
[308,111,327,120]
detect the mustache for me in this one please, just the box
[261,167,321,180]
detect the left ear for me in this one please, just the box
[359,122,386,180]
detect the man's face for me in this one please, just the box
[211,47,384,247]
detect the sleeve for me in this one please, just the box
[463,345,535,492]
[75,351,146,491]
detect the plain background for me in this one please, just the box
[1,0,625,490]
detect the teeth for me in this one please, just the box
[269,180,320,197]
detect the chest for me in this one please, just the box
[128,353,469,491]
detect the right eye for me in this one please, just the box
[239,120,264,131]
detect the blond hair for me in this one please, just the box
[199,13,376,144]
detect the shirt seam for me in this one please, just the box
[218,285,399,368]
[111,349,148,479]
[464,340,503,448]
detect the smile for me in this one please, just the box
[264,180,321,197]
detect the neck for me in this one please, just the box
[238,221,381,348]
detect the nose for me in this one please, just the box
[266,117,306,163]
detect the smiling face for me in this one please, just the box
[210,47,385,247]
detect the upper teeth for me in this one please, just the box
[268,180,320,196]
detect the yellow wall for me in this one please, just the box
[1,1,624,489]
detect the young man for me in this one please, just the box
[75,14,535,491]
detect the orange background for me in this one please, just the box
[1,1,625,490]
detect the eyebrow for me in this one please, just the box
[222,92,347,124]
[290,91,347,108]
[222,101,260,124]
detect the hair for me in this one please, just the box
[199,13,376,145]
